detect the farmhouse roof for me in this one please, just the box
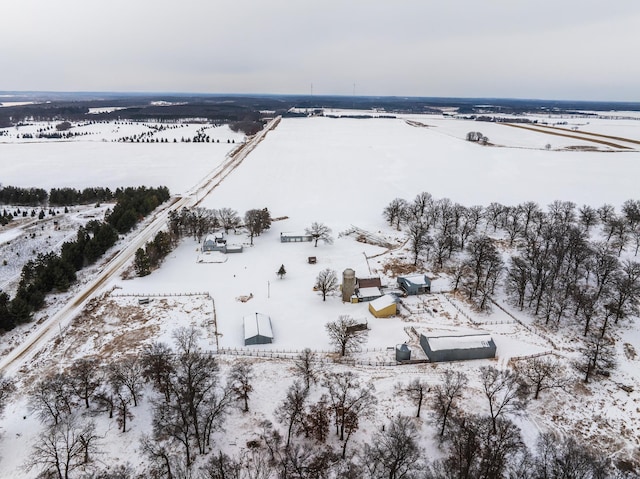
[358,287,382,298]
[358,277,382,288]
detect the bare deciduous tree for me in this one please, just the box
[407,220,431,266]
[149,326,232,467]
[229,360,254,413]
[322,371,376,457]
[275,380,309,447]
[244,208,271,245]
[30,373,75,425]
[68,358,101,409]
[432,369,468,437]
[480,366,529,434]
[362,415,423,479]
[293,348,322,390]
[514,356,567,399]
[398,378,429,418]
[302,395,331,444]
[325,315,368,357]
[576,330,617,383]
[314,268,338,301]
[108,356,144,407]
[215,207,241,234]
[432,414,524,479]
[305,222,334,247]
[27,416,99,479]
[383,198,408,230]
[534,432,611,479]
[0,372,15,417]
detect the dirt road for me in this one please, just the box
[0,116,281,377]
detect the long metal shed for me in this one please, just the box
[243,313,274,345]
[419,333,496,362]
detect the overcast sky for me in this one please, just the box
[2,0,640,101]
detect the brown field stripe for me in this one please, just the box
[501,123,632,150]
[531,123,640,146]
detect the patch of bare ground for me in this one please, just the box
[380,257,419,276]
[62,297,160,360]
[501,122,632,150]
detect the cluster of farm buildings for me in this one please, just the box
[202,231,497,363]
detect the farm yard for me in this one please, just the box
[1,112,640,476]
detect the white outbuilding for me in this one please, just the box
[243,313,274,345]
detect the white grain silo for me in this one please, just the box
[342,268,356,302]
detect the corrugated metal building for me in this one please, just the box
[397,274,431,295]
[419,333,496,362]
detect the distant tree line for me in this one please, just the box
[0,185,48,206]
[49,187,115,206]
[0,186,170,332]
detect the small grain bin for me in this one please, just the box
[395,343,412,361]
[342,268,356,302]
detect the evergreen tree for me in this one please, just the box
[134,248,151,277]
[277,264,286,279]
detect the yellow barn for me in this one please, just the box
[368,294,397,318]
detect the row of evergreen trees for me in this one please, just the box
[48,187,115,206]
[0,186,47,206]
[0,186,171,333]
[0,185,171,208]
[106,186,170,233]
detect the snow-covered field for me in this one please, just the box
[1,115,640,476]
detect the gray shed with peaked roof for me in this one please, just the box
[243,313,274,345]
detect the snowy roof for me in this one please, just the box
[358,287,381,297]
[243,313,273,340]
[427,334,494,351]
[399,274,429,285]
[370,294,397,310]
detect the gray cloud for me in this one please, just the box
[2,0,640,100]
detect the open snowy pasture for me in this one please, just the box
[197,115,640,229]
[405,115,640,151]
[0,141,237,194]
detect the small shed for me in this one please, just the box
[243,313,274,345]
[419,333,496,362]
[397,274,431,295]
[395,343,412,361]
[368,294,397,318]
